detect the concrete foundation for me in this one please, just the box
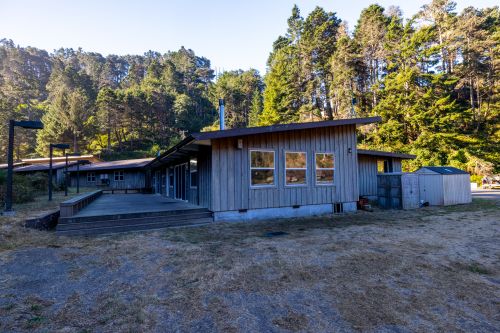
[214,202,357,222]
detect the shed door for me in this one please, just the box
[402,175,419,209]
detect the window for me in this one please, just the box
[250,150,275,186]
[190,159,198,188]
[285,152,307,185]
[114,170,124,181]
[169,168,174,188]
[377,160,392,173]
[315,153,335,185]
[87,172,96,182]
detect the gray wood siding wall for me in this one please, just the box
[210,125,359,212]
[358,155,378,197]
[358,156,404,197]
[198,146,212,208]
[71,170,146,189]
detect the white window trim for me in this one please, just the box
[114,170,124,182]
[315,152,335,186]
[87,172,96,182]
[189,159,198,189]
[284,150,308,187]
[249,149,276,188]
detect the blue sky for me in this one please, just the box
[1,0,497,74]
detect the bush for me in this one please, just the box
[0,170,6,185]
[470,174,482,186]
[0,173,42,206]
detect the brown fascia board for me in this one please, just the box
[357,149,416,159]
[147,117,381,168]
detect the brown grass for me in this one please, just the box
[0,197,499,332]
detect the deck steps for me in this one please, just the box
[56,208,213,236]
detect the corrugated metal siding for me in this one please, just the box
[443,174,472,205]
[210,124,359,212]
[418,174,444,205]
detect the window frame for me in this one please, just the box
[168,167,174,188]
[249,149,276,188]
[315,152,335,186]
[86,172,96,183]
[284,150,308,187]
[113,170,124,182]
[189,158,198,189]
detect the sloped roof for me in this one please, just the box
[68,158,154,172]
[418,166,469,175]
[358,149,416,159]
[22,155,100,164]
[148,116,382,168]
[14,161,80,172]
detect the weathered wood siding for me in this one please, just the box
[358,156,404,197]
[393,159,402,172]
[358,155,378,197]
[198,146,212,208]
[210,125,359,212]
[70,170,146,189]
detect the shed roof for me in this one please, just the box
[68,158,153,172]
[358,149,416,159]
[417,166,469,175]
[14,161,80,172]
[148,116,381,168]
[21,155,100,164]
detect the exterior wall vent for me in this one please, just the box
[333,203,344,214]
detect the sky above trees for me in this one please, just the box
[1,0,497,74]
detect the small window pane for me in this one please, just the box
[286,170,307,185]
[190,159,197,172]
[251,170,274,186]
[286,152,306,168]
[316,170,334,184]
[316,153,334,169]
[251,151,274,168]
[377,160,385,173]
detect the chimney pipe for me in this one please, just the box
[219,98,225,130]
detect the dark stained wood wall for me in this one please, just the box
[210,125,359,212]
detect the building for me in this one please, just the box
[14,161,85,185]
[68,158,153,190]
[357,150,416,200]
[415,166,472,206]
[147,116,384,221]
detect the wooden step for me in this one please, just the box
[59,207,210,224]
[56,217,213,236]
[57,211,213,231]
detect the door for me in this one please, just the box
[402,174,419,209]
[174,163,187,200]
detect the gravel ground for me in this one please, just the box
[0,199,499,332]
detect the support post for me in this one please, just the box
[4,120,15,213]
[64,153,68,196]
[48,145,53,201]
[76,161,80,194]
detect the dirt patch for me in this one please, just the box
[0,198,499,332]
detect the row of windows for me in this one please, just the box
[86,171,124,182]
[166,159,198,189]
[250,150,335,187]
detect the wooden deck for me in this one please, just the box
[57,194,213,236]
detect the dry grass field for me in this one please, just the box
[0,196,499,332]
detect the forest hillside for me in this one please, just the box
[0,0,498,174]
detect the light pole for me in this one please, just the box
[48,143,70,201]
[3,120,43,215]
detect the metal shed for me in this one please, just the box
[415,167,471,206]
